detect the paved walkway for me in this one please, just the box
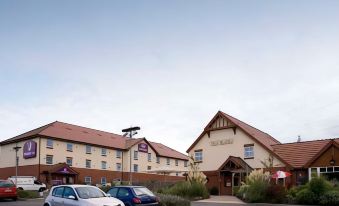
[196,195,245,204]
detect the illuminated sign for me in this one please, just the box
[138,143,148,153]
[23,140,37,159]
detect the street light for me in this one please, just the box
[122,126,140,185]
[13,144,22,187]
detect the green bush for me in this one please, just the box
[308,177,332,196]
[319,190,339,206]
[17,190,40,199]
[296,188,317,205]
[156,193,191,206]
[160,181,209,200]
[246,178,269,202]
[266,184,286,203]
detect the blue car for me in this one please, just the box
[107,186,159,206]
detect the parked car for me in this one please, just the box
[44,185,124,206]
[0,179,17,201]
[8,176,46,191]
[107,186,159,206]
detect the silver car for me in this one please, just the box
[44,184,125,206]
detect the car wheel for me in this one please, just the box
[17,187,23,190]
[43,203,50,206]
[12,197,17,201]
[39,187,46,192]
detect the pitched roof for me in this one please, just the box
[0,121,188,160]
[187,111,281,153]
[272,139,339,168]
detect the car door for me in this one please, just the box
[51,186,65,206]
[62,187,78,206]
[117,188,132,205]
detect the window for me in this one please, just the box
[194,150,203,162]
[184,161,188,167]
[156,156,160,164]
[101,148,107,156]
[167,158,170,165]
[116,150,122,158]
[101,177,107,185]
[63,187,76,198]
[148,153,152,162]
[66,157,73,166]
[133,164,138,172]
[134,151,138,160]
[116,163,122,171]
[311,168,318,178]
[175,159,179,166]
[244,145,254,159]
[84,176,91,185]
[107,188,118,197]
[86,159,91,168]
[176,172,179,176]
[147,166,151,170]
[46,139,53,148]
[66,143,73,152]
[46,155,53,164]
[52,187,64,197]
[101,161,107,169]
[86,145,92,154]
[117,188,130,197]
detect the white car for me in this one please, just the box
[8,176,46,191]
[44,185,125,206]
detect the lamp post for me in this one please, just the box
[13,144,22,187]
[122,126,140,185]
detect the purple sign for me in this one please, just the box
[23,140,37,159]
[58,167,70,174]
[138,143,148,153]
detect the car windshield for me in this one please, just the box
[0,181,15,188]
[133,187,155,196]
[75,187,106,199]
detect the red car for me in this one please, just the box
[0,180,17,201]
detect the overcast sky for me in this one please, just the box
[1,0,339,154]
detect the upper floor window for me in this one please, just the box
[133,164,138,172]
[184,161,188,167]
[194,150,203,162]
[175,159,179,166]
[156,156,160,164]
[86,145,92,154]
[147,166,151,170]
[66,157,73,166]
[134,151,138,160]
[101,148,107,156]
[101,161,107,169]
[244,144,254,159]
[46,139,53,148]
[86,159,91,168]
[148,153,152,162]
[167,158,170,165]
[66,143,73,152]
[116,150,122,158]
[46,155,53,164]
[116,163,122,171]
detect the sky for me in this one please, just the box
[1,0,339,154]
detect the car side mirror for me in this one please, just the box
[68,195,76,200]
[106,193,111,197]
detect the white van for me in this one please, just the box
[8,176,46,191]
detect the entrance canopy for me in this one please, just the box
[44,163,79,175]
[218,156,253,173]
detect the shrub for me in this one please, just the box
[17,190,40,199]
[160,181,209,200]
[308,177,332,197]
[319,190,339,206]
[156,193,191,206]
[242,169,270,203]
[237,184,249,199]
[296,188,317,205]
[209,186,218,195]
[266,184,286,203]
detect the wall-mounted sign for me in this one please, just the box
[23,140,37,159]
[138,143,148,153]
[210,138,234,146]
[58,167,70,174]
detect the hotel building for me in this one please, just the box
[0,121,188,186]
[187,111,339,195]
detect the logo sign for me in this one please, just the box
[23,140,37,159]
[138,143,148,153]
[58,167,70,174]
[209,138,234,146]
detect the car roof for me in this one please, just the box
[52,185,98,189]
[112,186,145,188]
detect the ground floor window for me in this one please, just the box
[133,164,138,172]
[309,166,339,181]
[84,176,91,185]
[101,177,107,185]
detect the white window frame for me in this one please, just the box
[101,148,107,156]
[46,155,53,164]
[167,158,170,165]
[116,150,122,158]
[133,164,138,172]
[156,156,160,164]
[84,176,91,185]
[101,177,107,185]
[66,157,73,166]
[86,159,91,168]
[86,145,92,154]
[244,146,254,159]
[175,159,179,166]
[184,161,188,167]
[66,143,73,152]
[46,139,53,148]
[148,153,152,162]
[147,166,151,170]
[194,150,203,162]
[101,161,107,169]
[116,163,122,171]
[134,151,138,160]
